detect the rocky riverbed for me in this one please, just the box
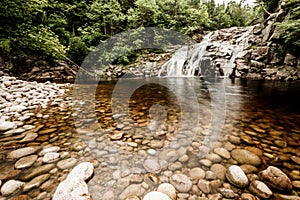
[0,77,300,200]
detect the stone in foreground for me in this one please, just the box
[15,155,38,169]
[53,162,94,200]
[226,165,249,187]
[0,180,25,196]
[120,184,145,200]
[7,146,40,159]
[0,121,16,131]
[143,158,161,174]
[259,166,292,191]
[231,149,261,166]
[170,174,192,193]
[249,180,272,199]
[273,193,300,200]
[143,191,172,200]
[157,183,177,200]
[219,188,235,198]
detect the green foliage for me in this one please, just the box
[28,26,66,59]
[0,0,263,67]
[67,36,89,64]
[208,1,259,30]
[276,0,300,54]
[0,39,11,56]
[0,0,65,61]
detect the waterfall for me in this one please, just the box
[158,31,219,77]
[158,26,254,78]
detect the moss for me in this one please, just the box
[249,45,258,49]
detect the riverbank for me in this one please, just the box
[0,76,70,130]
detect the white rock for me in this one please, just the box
[249,180,272,199]
[147,149,156,155]
[7,146,40,159]
[157,183,177,200]
[170,174,192,193]
[120,184,145,200]
[23,174,50,191]
[53,162,94,200]
[23,125,35,130]
[9,105,26,112]
[197,179,211,194]
[39,146,60,156]
[0,116,9,122]
[0,180,25,196]
[20,132,38,143]
[219,188,235,198]
[143,191,172,200]
[43,152,60,163]
[15,155,38,169]
[143,158,161,173]
[0,121,16,131]
[226,165,249,187]
[214,147,231,159]
[57,158,77,170]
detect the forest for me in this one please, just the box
[0,0,299,67]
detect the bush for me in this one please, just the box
[66,36,89,65]
[276,0,300,55]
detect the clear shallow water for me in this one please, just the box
[75,78,300,198]
[0,78,300,199]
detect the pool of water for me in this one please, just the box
[0,78,299,199]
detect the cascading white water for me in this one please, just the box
[158,31,219,77]
[158,26,254,78]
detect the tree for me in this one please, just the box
[0,0,264,68]
[276,0,300,55]
[0,0,65,61]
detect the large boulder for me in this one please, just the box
[259,166,292,191]
[53,162,94,200]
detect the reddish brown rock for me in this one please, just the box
[259,166,292,191]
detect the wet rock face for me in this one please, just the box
[158,7,299,81]
[259,166,292,191]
